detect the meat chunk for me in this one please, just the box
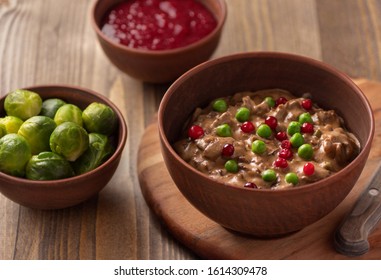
[315,110,342,128]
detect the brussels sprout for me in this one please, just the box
[54,104,83,126]
[0,133,31,177]
[72,133,115,175]
[40,98,66,119]
[4,89,42,120]
[50,122,89,161]
[0,116,24,134]
[26,151,74,180]
[82,102,117,135]
[18,116,56,155]
[0,123,6,138]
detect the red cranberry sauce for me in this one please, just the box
[101,0,217,50]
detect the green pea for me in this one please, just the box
[212,99,228,112]
[225,159,238,173]
[235,107,250,122]
[257,124,272,139]
[287,121,301,136]
[262,169,277,182]
[216,124,232,137]
[264,96,275,108]
[298,112,313,124]
[285,172,299,185]
[298,143,314,160]
[290,132,304,148]
[252,140,266,154]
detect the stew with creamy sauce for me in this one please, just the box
[174,89,360,189]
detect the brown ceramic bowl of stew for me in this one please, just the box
[0,85,127,209]
[158,52,375,237]
[90,0,227,84]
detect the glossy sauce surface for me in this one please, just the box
[101,0,217,50]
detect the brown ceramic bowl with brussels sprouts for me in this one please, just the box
[0,85,127,209]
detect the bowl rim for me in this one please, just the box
[0,84,128,186]
[158,51,375,194]
[90,0,227,56]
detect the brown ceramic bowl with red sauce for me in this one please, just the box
[0,85,127,209]
[158,52,375,237]
[91,0,227,83]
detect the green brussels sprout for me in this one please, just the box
[0,123,6,138]
[72,133,115,175]
[54,104,83,126]
[26,151,74,180]
[50,122,89,161]
[0,133,31,177]
[82,102,117,135]
[18,116,56,155]
[0,116,24,134]
[40,98,66,119]
[4,89,42,120]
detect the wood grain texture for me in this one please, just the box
[137,80,381,260]
[1,0,381,260]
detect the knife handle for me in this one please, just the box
[334,162,381,256]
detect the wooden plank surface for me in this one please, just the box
[1,0,381,260]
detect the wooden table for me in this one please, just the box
[0,0,380,260]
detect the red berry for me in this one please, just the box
[244,182,258,189]
[188,125,204,140]
[301,99,312,110]
[265,116,278,129]
[301,122,314,134]
[221,143,234,157]
[275,131,287,141]
[240,121,255,133]
[281,140,291,149]
[275,97,287,107]
[279,148,293,160]
[303,162,315,176]
[274,157,288,168]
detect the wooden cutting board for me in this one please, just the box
[137,79,381,259]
